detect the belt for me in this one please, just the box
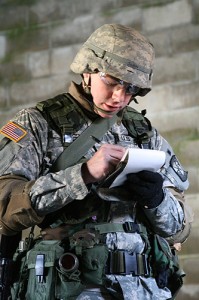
[86,221,147,235]
[106,250,150,276]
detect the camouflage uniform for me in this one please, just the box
[0,82,188,300]
[0,24,189,299]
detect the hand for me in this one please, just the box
[40,225,72,240]
[126,171,164,208]
[82,144,126,184]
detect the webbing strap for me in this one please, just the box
[50,114,117,172]
[86,222,147,235]
[85,42,152,75]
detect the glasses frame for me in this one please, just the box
[99,72,141,96]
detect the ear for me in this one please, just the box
[83,73,90,85]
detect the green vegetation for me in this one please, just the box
[2,21,42,64]
[1,0,37,6]
[142,0,174,9]
[0,52,13,64]
[6,21,39,40]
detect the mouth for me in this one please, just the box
[94,104,118,116]
[103,103,121,112]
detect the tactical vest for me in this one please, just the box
[36,93,153,149]
[7,94,184,300]
[36,92,154,228]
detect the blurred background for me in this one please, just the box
[0,0,198,298]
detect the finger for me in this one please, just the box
[127,173,141,184]
[137,171,163,184]
[100,144,126,160]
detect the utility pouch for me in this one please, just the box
[166,251,185,300]
[151,234,185,298]
[11,239,85,300]
[80,244,109,285]
[25,240,64,300]
[56,252,84,300]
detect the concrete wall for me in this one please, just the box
[0,0,199,298]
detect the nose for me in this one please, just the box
[112,86,126,103]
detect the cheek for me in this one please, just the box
[91,85,110,103]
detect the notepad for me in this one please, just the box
[100,148,166,188]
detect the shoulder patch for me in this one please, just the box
[0,121,27,142]
[170,155,188,182]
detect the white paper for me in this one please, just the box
[110,148,166,188]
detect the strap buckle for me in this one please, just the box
[123,222,141,233]
[106,250,150,276]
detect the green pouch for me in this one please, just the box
[80,244,109,285]
[151,234,185,298]
[11,239,86,300]
[25,240,64,300]
[152,234,172,275]
[55,271,84,300]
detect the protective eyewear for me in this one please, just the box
[99,72,142,96]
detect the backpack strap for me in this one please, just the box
[51,114,117,172]
[36,93,118,172]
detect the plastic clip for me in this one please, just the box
[35,254,45,283]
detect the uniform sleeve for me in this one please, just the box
[0,108,89,218]
[30,164,89,215]
[142,128,190,239]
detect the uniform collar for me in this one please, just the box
[68,82,93,111]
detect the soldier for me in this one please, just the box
[0,24,192,299]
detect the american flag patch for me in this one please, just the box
[0,121,27,142]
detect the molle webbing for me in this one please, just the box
[86,222,147,235]
[36,93,153,149]
[86,221,151,255]
[36,93,88,143]
[122,106,153,147]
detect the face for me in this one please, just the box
[83,72,137,118]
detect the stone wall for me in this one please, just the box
[0,0,199,298]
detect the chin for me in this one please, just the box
[99,112,115,118]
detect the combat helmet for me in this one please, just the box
[70,24,155,96]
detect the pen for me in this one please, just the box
[90,135,101,144]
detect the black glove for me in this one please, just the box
[126,170,164,208]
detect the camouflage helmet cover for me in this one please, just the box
[70,24,155,93]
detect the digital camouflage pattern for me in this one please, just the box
[0,82,188,299]
[70,24,154,92]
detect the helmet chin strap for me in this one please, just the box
[82,74,91,94]
[81,74,121,116]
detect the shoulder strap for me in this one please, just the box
[50,114,117,172]
[36,93,117,172]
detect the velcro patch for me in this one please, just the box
[0,121,27,142]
